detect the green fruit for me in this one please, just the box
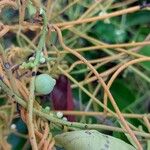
[55,130,136,150]
[35,74,56,95]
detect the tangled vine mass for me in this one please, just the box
[0,0,150,150]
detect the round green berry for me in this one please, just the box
[35,74,56,95]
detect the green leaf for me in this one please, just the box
[108,79,136,110]
[138,46,150,71]
[126,11,150,27]
[93,22,127,43]
[55,130,136,150]
[7,119,28,150]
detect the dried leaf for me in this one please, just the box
[51,75,75,121]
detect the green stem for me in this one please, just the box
[27,75,38,149]
[34,9,48,66]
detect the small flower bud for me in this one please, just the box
[40,57,46,64]
[11,124,16,130]
[56,112,63,118]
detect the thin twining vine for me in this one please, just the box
[27,8,49,150]
[0,21,149,149]
[103,57,150,113]
[0,1,150,150]
[3,5,142,32]
[0,79,150,139]
[52,25,142,149]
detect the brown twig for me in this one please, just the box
[56,6,140,27]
